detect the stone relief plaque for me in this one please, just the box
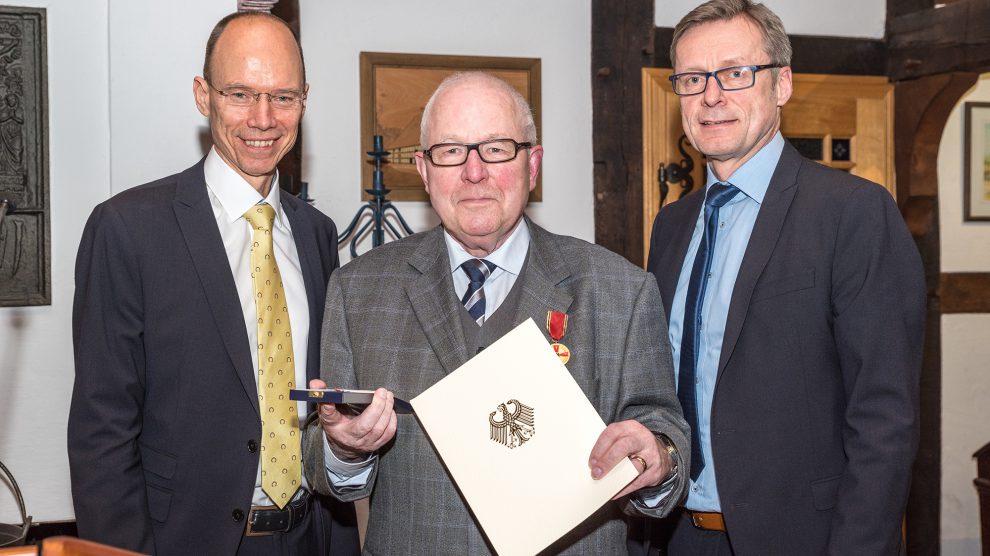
[0,7,48,306]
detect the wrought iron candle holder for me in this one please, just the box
[337,135,414,258]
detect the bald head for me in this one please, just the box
[203,12,306,86]
[420,72,536,148]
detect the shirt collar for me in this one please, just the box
[444,218,531,276]
[204,147,287,229]
[704,131,785,205]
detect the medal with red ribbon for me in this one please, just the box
[546,311,570,364]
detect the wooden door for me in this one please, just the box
[641,68,894,264]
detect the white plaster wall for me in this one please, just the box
[298,0,594,262]
[0,0,110,524]
[941,315,990,555]
[937,73,990,555]
[939,74,990,272]
[655,0,885,39]
[108,0,233,192]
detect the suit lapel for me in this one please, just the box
[716,143,802,382]
[173,160,259,414]
[281,194,323,383]
[656,193,704,322]
[406,226,470,375]
[515,221,574,330]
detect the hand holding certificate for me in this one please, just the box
[411,319,642,556]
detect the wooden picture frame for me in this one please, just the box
[359,52,542,202]
[964,102,990,222]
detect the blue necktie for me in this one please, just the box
[460,259,496,325]
[679,182,739,481]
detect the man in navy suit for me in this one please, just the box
[68,12,357,555]
[644,0,926,554]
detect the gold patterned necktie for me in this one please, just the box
[243,203,300,509]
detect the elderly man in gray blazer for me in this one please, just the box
[303,72,689,555]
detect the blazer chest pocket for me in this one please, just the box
[752,268,815,303]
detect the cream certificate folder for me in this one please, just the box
[411,318,638,556]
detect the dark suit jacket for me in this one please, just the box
[305,220,690,555]
[68,159,357,555]
[646,142,926,555]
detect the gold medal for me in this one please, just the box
[550,342,570,365]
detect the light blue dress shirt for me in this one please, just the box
[668,132,785,511]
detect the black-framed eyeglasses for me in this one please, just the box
[423,138,532,167]
[668,64,781,96]
[207,81,307,109]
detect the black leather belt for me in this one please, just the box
[245,493,309,536]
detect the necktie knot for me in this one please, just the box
[244,203,276,231]
[460,258,495,285]
[705,182,740,209]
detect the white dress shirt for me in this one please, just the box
[203,148,310,506]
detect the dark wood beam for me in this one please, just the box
[940,273,990,313]
[592,0,654,266]
[893,71,977,556]
[654,28,886,76]
[271,0,303,195]
[888,0,990,81]
[888,0,935,19]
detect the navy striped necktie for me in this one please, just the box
[679,182,740,481]
[460,259,496,325]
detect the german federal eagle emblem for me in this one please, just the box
[489,399,536,449]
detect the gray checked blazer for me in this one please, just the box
[305,219,689,555]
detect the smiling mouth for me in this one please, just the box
[244,139,275,147]
[702,119,734,125]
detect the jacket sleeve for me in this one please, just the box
[303,272,380,502]
[827,184,926,555]
[615,273,690,518]
[68,202,154,553]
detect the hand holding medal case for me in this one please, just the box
[411,318,638,556]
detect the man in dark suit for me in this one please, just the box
[644,1,926,554]
[300,72,690,554]
[68,12,358,555]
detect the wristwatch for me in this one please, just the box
[658,434,679,476]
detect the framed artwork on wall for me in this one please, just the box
[964,101,990,222]
[359,52,541,202]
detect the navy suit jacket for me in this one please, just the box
[69,159,358,555]
[646,142,926,555]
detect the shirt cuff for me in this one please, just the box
[635,469,678,508]
[323,433,375,488]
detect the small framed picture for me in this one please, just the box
[963,102,990,221]
[359,52,541,202]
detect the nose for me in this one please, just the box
[247,95,276,130]
[702,74,725,106]
[461,149,488,183]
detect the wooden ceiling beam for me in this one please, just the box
[888,0,990,81]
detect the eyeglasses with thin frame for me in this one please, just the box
[206,81,307,109]
[668,64,781,96]
[423,138,532,167]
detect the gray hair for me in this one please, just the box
[670,0,791,68]
[419,71,537,147]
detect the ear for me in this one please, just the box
[775,65,793,107]
[527,145,543,192]
[415,151,431,195]
[193,77,211,117]
[300,83,310,118]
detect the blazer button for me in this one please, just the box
[232,509,245,522]
[247,439,258,453]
